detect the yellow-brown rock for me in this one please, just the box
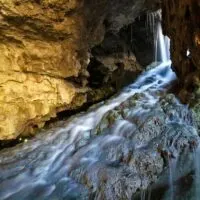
[0,0,160,140]
[0,0,89,140]
[0,72,79,140]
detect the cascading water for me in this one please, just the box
[0,12,198,200]
[168,154,178,200]
[0,63,176,200]
[146,9,170,63]
[155,22,170,62]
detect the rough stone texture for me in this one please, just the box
[0,72,77,139]
[0,0,89,140]
[82,93,198,200]
[162,0,200,104]
[88,32,142,90]
[0,0,161,140]
[87,11,159,92]
[0,91,198,200]
[0,80,198,199]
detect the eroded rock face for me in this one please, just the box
[0,0,160,139]
[88,14,156,91]
[162,0,200,104]
[0,73,78,139]
[0,0,89,139]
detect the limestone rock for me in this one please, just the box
[0,72,78,140]
[0,0,160,139]
[0,0,88,139]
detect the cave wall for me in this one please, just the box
[162,0,200,103]
[0,0,160,140]
[87,14,156,92]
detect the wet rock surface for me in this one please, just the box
[0,87,198,199]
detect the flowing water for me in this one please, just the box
[146,10,170,63]
[168,154,178,200]
[0,63,176,200]
[155,22,170,62]
[0,15,199,200]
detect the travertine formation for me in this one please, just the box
[0,0,160,139]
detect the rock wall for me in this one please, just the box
[162,0,200,103]
[0,0,160,140]
[88,14,156,91]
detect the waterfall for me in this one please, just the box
[155,22,169,62]
[168,155,178,200]
[151,11,171,63]
[146,9,170,63]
